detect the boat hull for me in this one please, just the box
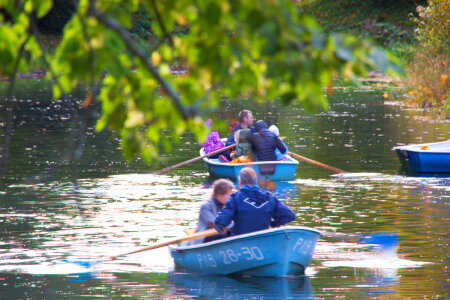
[201,149,299,181]
[393,141,450,173]
[169,227,321,277]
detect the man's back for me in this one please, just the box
[215,185,295,236]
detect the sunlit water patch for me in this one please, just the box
[1,174,213,274]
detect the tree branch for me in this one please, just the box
[150,0,174,48]
[93,11,196,120]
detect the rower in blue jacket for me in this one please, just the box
[214,167,295,236]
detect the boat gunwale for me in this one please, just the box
[200,148,300,166]
[392,140,450,153]
[169,226,322,251]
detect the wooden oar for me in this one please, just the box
[109,229,218,260]
[288,151,347,174]
[321,230,398,250]
[66,229,218,267]
[155,143,237,175]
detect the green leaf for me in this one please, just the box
[34,0,52,18]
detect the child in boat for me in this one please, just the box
[230,128,253,163]
[189,179,235,245]
[268,125,288,161]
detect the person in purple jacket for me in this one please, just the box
[214,167,295,236]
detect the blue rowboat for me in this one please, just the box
[393,140,450,173]
[200,147,299,181]
[169,226,321,277]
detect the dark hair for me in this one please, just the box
[212,179,234,196]
[238,110,252,123]
[238,167,257,185]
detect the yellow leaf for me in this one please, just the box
[382,92,388,99]
[177,14,188,26]
[79,92,92,108]
[151,51,161,66]
[441,74,448,83]
[125,109,145,128]
[326,81,333,97]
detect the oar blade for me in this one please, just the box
[358,232,399,251]
[55,258,102,275]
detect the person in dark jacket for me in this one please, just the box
[225,110,255,147]
[220,110,255,161]
[214,168,295,236]
[250,120,287,161]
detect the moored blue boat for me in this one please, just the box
[392,140,450,173]
[200,147,299,181]
[169,226,322,277]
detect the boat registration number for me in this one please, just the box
[197,246,264,268]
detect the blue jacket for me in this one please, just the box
[214,185,295,236]
[275,140,288,160]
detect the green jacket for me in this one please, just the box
[231,128,253,158]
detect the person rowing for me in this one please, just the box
[214,167,295,236]
[189,179,235,245]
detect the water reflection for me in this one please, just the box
[167,272,315,299]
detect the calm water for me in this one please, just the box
[0,79,449,299]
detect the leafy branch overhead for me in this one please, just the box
[0,0,404,163]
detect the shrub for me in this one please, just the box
[414,0,450,54]
[406,0,449,116]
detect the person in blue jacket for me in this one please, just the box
[214,167,295,236]
[268,125,288,160]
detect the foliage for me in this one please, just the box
[406,53,449,116]
[406,0,449,115]
[414,0,450,54]
[298,0,424,46]
[0,0,404,164]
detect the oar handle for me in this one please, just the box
[109,229,218,260]
[155,143,237,175]
[288,151,346,174]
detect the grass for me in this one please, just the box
[297,0,421,62]
[298,0,448,117]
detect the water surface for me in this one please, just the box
[0,80,448,299]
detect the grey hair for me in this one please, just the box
[238,167,257,185]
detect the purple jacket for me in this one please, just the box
[204,131,224,154]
